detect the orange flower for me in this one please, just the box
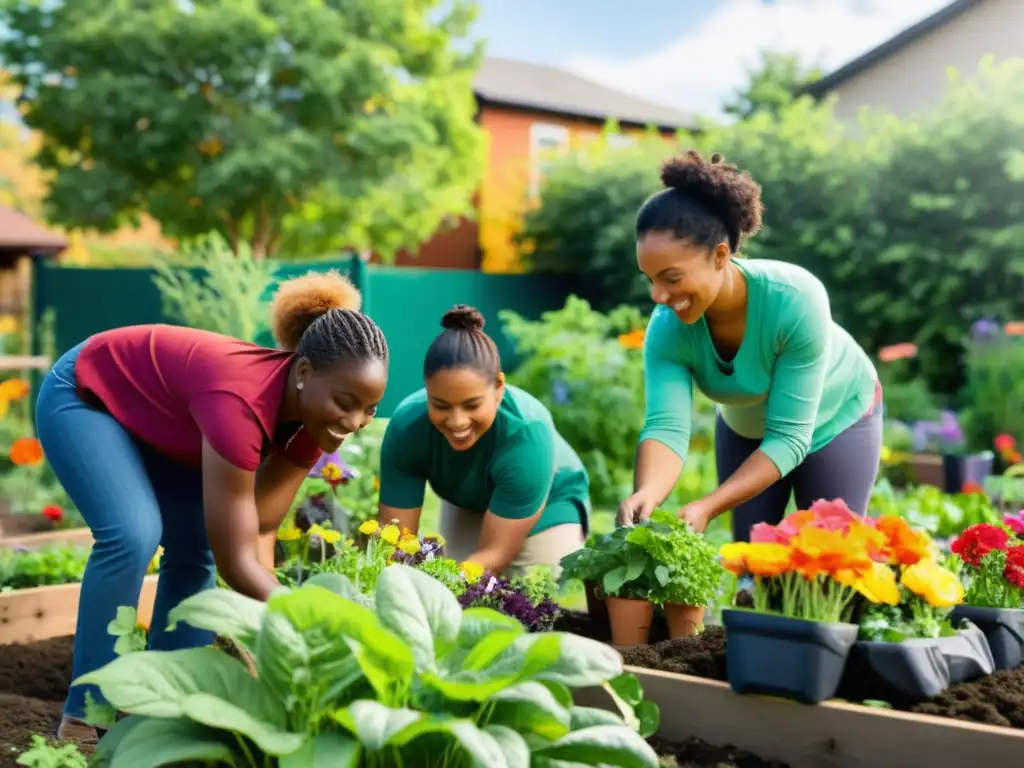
[0,378,30,401]
[9,437,43,466]
[617,329,645,350]
[961,481,984,494]
[834,561,900,605]
[878,343,917,362]
[719,542,792,578]
[875,515,931,566]
[789,526,871,579]
[1005,322,1024,336]
[845,521,890,562]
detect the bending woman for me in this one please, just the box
[36,271,388,740]
[618,151,881,539]
[378,305,589,577]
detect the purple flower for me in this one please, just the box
[458,572,561,632]
[551,379,570,405]
[971,318,1001,341]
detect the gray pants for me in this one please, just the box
[716,405,883,543]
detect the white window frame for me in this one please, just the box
[529,122,571,198]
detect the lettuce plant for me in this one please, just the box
[81,566,659,767]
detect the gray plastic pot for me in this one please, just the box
[844,638,951,701]
[937,623,995,683]
[722,609,858,704]
[951,605,1024,670]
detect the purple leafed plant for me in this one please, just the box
[458,574,562,632]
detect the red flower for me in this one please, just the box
[41,505,63,523]
[951,524,1009,567]
[961,481,983,494]
[995,433,1016,453]
[1005,546,1024,589]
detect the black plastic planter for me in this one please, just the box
[842,638,950,703]
[722,609,858,704]
[938,623,995,683]
[951,605,1024,670]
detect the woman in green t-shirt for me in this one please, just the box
[377,305,590,577]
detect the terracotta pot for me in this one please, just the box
[605,596,654,646]
[583,580,608,622]
[665,603,705,638]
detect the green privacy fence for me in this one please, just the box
[31,256,588,416]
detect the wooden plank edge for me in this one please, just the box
[574,665,1024,768]
[0,574,158,645]
[0,527,93,549]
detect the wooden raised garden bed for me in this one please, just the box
[0,574,158,645]
[577,666,1024,768]
[0,527,93,550]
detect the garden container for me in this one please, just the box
[665,603,705,638]
[941,452,993,494]
[722,609,857,704]
[583,580,608,622]
[606,596,654,646]
[937,623,995,683]
[842,638,951,703]
[951,604,1024,669]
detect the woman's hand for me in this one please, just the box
[678,499,713,533]
[617,490,657,526]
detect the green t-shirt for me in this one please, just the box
[640,258,878,477]
[379,384,590,536]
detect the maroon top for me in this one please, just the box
[75,324,322,472]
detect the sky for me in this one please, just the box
[472,0,952,117]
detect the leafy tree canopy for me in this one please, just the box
[0,0,486,259]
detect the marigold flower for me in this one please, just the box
[902,560,964,608]
[380,524,400,545]
[398,538,421,555]
[0,378,30,401]
[321,462,343,483]
[9,436,43,466]
[277,525,302,542]
[307,524,342,544]
[617,328,645,350]
[460,561,484,583]
[359,519,380,535]
[399,527,417,542]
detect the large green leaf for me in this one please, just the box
[482,725,530,768]
[568,706,626,730]
[529,634,623,687]
[488,681,571,740]
[457,607,524,649]
[533,725,659,768]
[446,720,510,768]
[375,564,462,671]
[255,610,311,712]
[305,572,372,609]
[333,700,423,752]
[279,732,360,768]
[75,647,301,755]
[107,716,237,768]
[166,588,265,652]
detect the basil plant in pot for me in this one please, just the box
[79,566,660,768]
[559,510,722,645]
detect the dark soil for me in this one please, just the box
[652,736,789,768]
[909,667,1024,728]
[0,694,63,768]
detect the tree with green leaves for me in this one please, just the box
[722,51,822,121]
[0,0,486,260]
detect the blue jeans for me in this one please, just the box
[35,342,216,719]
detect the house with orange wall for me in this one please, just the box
[386,57,696,273]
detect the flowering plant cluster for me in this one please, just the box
[950,523,1024,609]
[459,572,562,632]
[722,499,963,628]
[995,433,1023,467]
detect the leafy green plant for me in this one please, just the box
[868,481,1001,539]
[559,511,723,606]
[16,735,87,768]
[83,567,660,767]
[152,232,277,343]
[0,545,90,591]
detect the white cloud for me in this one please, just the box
[561,0,951,116]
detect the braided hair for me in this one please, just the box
[270,270,389,370]
[423,304,501,380]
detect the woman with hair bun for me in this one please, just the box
[35,270,389,740]
[620,150,881,540]
[378,304,590,577]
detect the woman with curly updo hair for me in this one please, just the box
[35,270,389,740]
[619,151,881,539]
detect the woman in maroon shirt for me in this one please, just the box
[35,270,389,740]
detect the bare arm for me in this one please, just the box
[701,450,781,521]
[380,504,422,535]
[253,452,311,569]
[633,439,685,504]
[201,438,283,601]
[465,509,543,574]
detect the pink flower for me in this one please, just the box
[1006,511,1024,537]
[750,499,874,545]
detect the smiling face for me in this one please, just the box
[637,231,731,324]
[295,358,388,451]
[425,368,504,451]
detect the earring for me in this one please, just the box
[296,382,304,391]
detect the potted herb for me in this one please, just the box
[720,499,902,703]
[626,510,722,638]
[559,533,616,622]
[949,523,1024,669]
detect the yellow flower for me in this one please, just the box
[0,315,18,335]
[901,560,964,608]
[0,378,30,401]
[359,519,380,535]
[277,525,302,542]
[460,561,484,583]
[380,524,400,545]
[373,476,380,491]
[398,539,421,555]
[834,561,900,605]
[399,527,417,542]
[307,524,342,544]
[321,463,342,483]
[879,446,892,465]
[432,533,446,547]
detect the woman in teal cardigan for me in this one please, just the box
[619,151,882,541]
